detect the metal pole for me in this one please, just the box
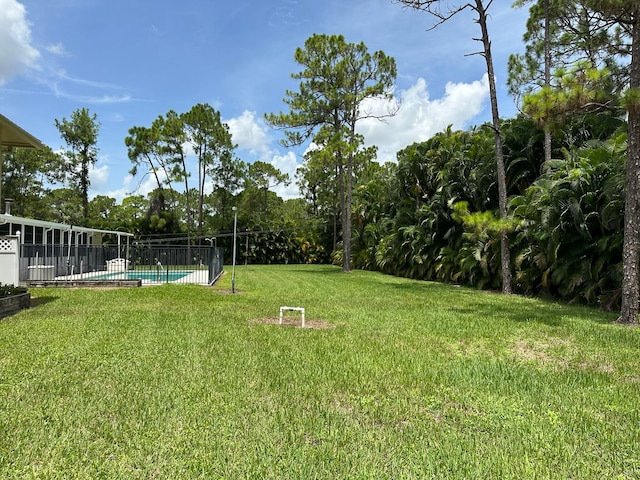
[232,206,237,293]
[245,228,249,267]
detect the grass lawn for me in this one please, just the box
[1,265,639,479]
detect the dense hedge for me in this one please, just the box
[348,115,627,310]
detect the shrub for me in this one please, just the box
[0,283,21,298]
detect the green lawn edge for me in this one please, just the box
[1,265,638,479]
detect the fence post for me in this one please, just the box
[0,236,20,286]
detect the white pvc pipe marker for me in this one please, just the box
[279,306,305,327]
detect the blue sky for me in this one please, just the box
[1,0,530,202]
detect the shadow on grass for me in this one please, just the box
[388,278,617,327]
[30,296,58,308]
[459,293,617,326]
[285,265,346,275]
[450,302,566,327]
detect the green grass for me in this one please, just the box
[1,265,639,479]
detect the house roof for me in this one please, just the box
[0,213,134,238]
[0,113,45,150]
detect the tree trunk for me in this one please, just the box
[619,14,640,324]
[181,157,192,250]
[333,164,339,252]
[477,0,512,294]
[337,152,349,272]
[343,153,353,272]
[198,148,206,240]
[198,186,204,240]
[543,0,552,163]
[333,210,338,252]
[81,151,89,225]
[149,158,163,194]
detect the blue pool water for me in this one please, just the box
[92,271,192,281]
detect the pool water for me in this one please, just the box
[92,271,192,282]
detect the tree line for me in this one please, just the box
[2,0,639,321]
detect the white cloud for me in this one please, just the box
[49,88,133,104]
[270,151,300,200]
[32,66,135,104]
[226,110,270,154]
[108,113,125,122]
[0,0,40,85]
[224,110,302,199]
[129,171,167,197]
[103,171,166,204]
[101,175,136,204]
[45,42,67,56]
[89,163,109,190]
[81,94,132,104]
[357,75,490,163]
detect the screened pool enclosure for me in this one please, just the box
[1,213,224,286]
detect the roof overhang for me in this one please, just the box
[0,113,45,150]
[0,213,134,238]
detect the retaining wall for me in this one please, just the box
[0,290,31,319]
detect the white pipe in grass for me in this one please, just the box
[279,306,305,327]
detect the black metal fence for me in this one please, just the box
[20,244,224,285]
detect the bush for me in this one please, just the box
[0,283,21,298]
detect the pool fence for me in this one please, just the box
[18,244,224,285]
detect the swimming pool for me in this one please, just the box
[92,271,193,282]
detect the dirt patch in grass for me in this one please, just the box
[213,289,245,294]
[512,339,562,365]
[511,337,616,374]
[251,317,336,329]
